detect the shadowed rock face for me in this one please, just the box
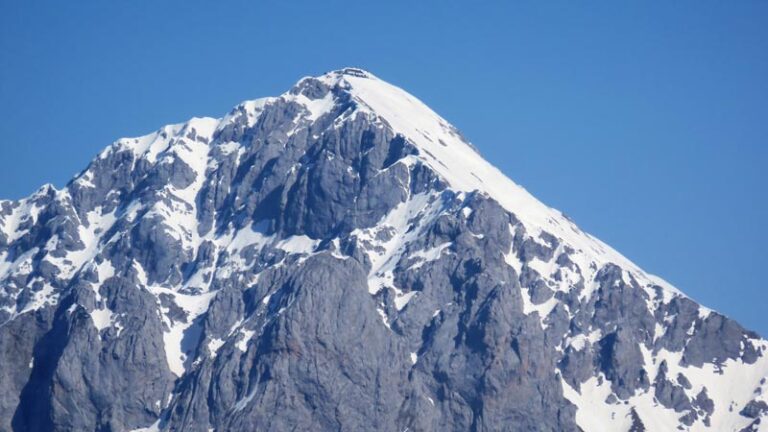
[0,68,766,432]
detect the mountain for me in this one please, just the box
[0,68,766,432]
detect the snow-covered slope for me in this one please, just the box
[319,69,688,296]
[0,68,765,432]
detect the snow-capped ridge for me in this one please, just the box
[302,68,688,304]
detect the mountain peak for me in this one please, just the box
[325,66,375,79]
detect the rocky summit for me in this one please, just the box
[0,68,766,432]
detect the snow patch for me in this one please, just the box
[90,308,115,332]
[236,329,255,352]
[277,235,319,255]
[208,338,225,357]
[376,308,391,329]
[394,291,417,311]
[148,286,217,377]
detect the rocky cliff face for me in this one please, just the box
[1,68,766,432]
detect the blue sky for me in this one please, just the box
[1,1,766,335]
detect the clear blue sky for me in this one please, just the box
[1,1,766,335]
